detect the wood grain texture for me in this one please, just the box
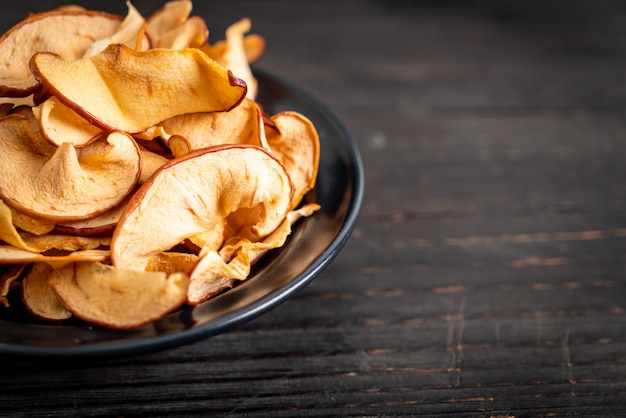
[2,0,626,416]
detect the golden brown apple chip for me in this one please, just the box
[137,146,170,184]
[84,1,148,57]
[0,199,40,252]
[167,135,192,158]
[159,98,266,151]
[152,15,207,50]
[209,18,258,100]
[145,0,192,47]
[187,249,246,304]
[19,233,110,253]
[146,252,199,275]
[188,204,319,304]
[111,145,293,272]
[55,197,129,237]
[0,264,25,308]
[10,105,57,156]
[35,96,102,147]
[31,44,248,133]
[9,207,56,236]
[0,247,109,268]
[21,262,72,322]
[0,116,141,221]
[0,10,122,97]
[205,34,266,65]
[266,111,320,209]
[49,262,188,330]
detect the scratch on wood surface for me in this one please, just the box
[562,330,576,386]
[409,228,626,248]
[433,285,469,294]
[446,297,466,387]
[510,257,570,267]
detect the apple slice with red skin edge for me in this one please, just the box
[160,97,267,152]
[0,264,25,308]
[0,246,109,268]
[30,44,247,133]
[19,233,110,253]
[153,15,208,50]
[0,115,141,221]
[187,203,319,304]
[0,9,123,97]
[0,199,40,252]
[203,34,266,65]
[111,144,293,272]
[145,0,192,47]
[84,1,148,57]
[266,111,320,210]
[55,196,129,237]
[21,262,72,322]
[10,105,57,156]
[49,262,188,330]
[214,18,258,100]
[35,96,103,147]
[9,206,56,236]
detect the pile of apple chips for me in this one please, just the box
[0,1,320,329]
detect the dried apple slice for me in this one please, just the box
[187,249,247,304]
[0,115,141,221]
[212,18,258,100]
[21,262,72,322]
[188,203,319,304]
[266,112,320,209]
[31,44,248,133]
[0,264,25,308]
[146,0,192,46]
[84,1,148,57]
[204,34,266,65]
[160,98,266,151]
[55,197,129,236]
[147,252,199,275]
[111,145,293,272]
[0,10,122,97]
[0,199,39,252]
[10,105,57,156]
[49,262,188,330]
[35,96,102,147]
[20,233,110,253]
[152,15,207,50]
[138,146,170,184]
[9,207,56,236]
[0,246,109,268]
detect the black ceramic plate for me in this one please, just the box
[0,69,364,359]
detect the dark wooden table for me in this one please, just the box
[2,0,626,416]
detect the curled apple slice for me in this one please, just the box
[146,0,192,47]
[0,115,141,221]
[153,15,208,50]
[35,96,102,147]
[0,247,109,268]
[187,203,319,304]
[30,44,247,133]
[0,264,25,308]
[266,111,320,209]
[84,1,148,57]
[0,10,122,97]
[159,98,266,151]
[49,262,188,330]
[111,145,293,272]
[213,18,258,100]
[21,262,72,322]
